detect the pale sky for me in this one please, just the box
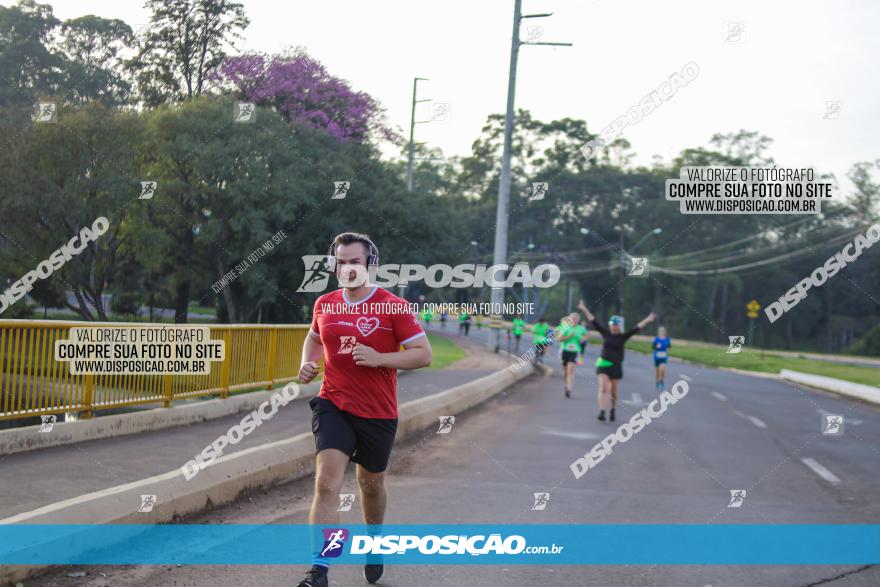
[45,0,880,193]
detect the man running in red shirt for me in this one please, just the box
[296,232,432,587]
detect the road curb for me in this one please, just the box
[0,363,535,584]
[780,369,880,406]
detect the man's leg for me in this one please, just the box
[564,361,574,391]
[309,449,349,569]
[310,449,349,523]
[597,373,609,418]
[357,465,386,525]
[353,421,395,585]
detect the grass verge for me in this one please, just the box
[626,339,879,387]
[426,333,466,369]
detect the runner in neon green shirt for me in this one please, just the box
[458,311,471,336]
[531,322,548,364]
[557,313,583,397]
[576,319,589,366]
[422,308,433,330]
[512,316,525,352]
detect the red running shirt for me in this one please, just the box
[310,287,425,419]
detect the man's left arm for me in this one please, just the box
[354,335,432,369]
[353,305,432,369]
[352,336,434,369]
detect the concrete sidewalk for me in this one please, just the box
[0,337,512,521]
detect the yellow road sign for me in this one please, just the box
[747,311,759,319]
[747,299,761,312]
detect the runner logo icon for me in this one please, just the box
[33,101,57,123]
[138,494,157,512]
[139,181,157,200]
[338,336,357,354]
[530,182,548,201]
[332,181,350,199]
[296,256,335,292]
[728,489,746,507]
[727,336,745,353]
[39,414,56,433]
[629,257,649,276]
[437,416,455,434]
[822,415,844,435]
[234,102,255,123]
[321,528,349,558]
[337,493,355,512]
[531,493,550,511]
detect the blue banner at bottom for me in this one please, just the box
[0,525,877,565]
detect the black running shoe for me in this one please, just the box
[297,567,328,587]
[364,563,384,584]
[597,410,606,421]
[609,409,616,422]
[564,388,571,398]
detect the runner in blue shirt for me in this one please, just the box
[652,326,671,391]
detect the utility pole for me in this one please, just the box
[617,227,661,315]
[617,231,625,314]
[490,0,572,351]
[406,77,430,192]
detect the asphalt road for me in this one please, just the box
[30,337,880,587]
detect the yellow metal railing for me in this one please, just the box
[0,320,309,422]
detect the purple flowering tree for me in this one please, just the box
[210,49,398,143]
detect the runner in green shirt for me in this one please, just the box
[557,313,583,397]
[422,308,433,330]
[458,311,471,336]
[531,321,548,364]
[576,319,589,366]
[512,316,525,352]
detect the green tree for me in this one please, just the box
[54,15,134,105]
[128,0,249,106]
[0,0,62,107]
[0,102,143,319]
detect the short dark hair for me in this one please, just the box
[331,232,377,259]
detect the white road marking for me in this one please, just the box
[712,391,728,401]
[540,427,600,441]
[747,416,767,429]
[801,457,842,485]
[621,393,646,407]
[681,374,692,382]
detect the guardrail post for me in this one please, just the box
[82,374,94,419]
[163,374,173,408]
[220,330,231,398]
[266,330,278,389]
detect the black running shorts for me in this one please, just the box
[597,364,624,380]
[561,350,579,365]
[309,396,398,473]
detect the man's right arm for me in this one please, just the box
[298,328,324,383]
[297,298,324,383]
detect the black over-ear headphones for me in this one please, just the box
[326,235,380,272]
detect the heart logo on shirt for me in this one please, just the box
[356,316,380,337]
